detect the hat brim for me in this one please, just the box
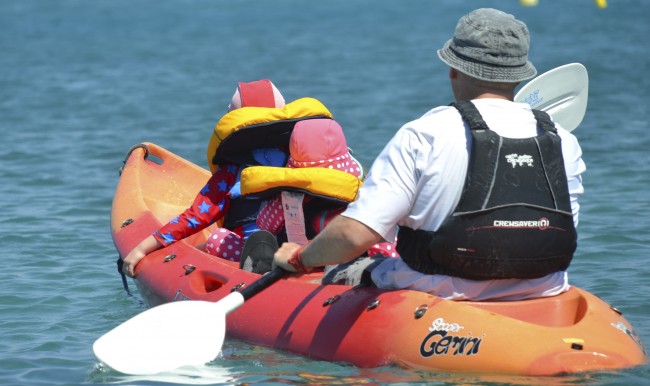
[437,40,537,83]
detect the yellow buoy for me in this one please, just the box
[595,0,608,8]
[520,0,539,6]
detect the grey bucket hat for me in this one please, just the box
[437,8,537,83]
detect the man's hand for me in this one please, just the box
[273,242,302,272]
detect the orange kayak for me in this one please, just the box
[111,142,647,376]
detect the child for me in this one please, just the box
[255,118,362,237]
[242,118,398,273]
[122,79,287,277]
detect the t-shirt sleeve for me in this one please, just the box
[558,129,586,227]
[342,128,420,243]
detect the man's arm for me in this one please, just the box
[273,215,382,272]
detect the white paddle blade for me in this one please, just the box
[515,63,588,132]
[93,293,244,375]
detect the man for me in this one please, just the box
[273,8,585,301]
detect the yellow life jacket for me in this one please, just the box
[207,97,333,173]
[239,166,362,204]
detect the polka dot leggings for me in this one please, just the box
[367,241,400,258]
[205,228,243,262]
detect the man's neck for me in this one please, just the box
[473,92,513,101]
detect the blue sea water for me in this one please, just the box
[1,0,648,385]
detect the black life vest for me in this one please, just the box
[397,100,577,280]
[223,195,263,229]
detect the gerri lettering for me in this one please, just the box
[420,330,482,357]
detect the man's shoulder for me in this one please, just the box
[400,105,464,136]
[420,105,459,120]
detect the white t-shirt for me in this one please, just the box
[343,99,586,301]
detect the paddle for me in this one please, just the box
[514,62,589,132]
[93,267,284,375]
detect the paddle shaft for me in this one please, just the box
[239,267,285,301]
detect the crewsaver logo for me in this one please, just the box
[493,217,550,231]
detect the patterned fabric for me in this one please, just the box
[287,152,361,177]
[205,228,244,262]
[368,241,400,258]
[153,164,239,246]
[256,196,285,235]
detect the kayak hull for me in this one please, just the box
[111,143,647,375]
